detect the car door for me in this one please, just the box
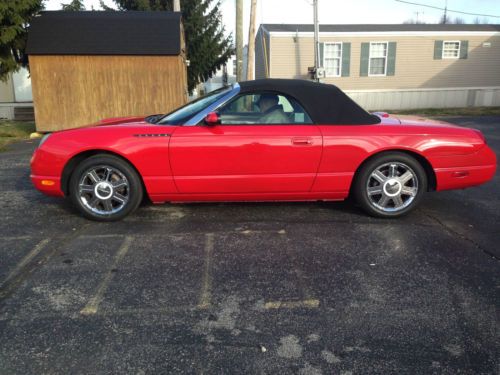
[169,92,323,194]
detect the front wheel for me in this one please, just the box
[69,155,143,221]
[353,152,427,218]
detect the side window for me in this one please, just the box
[442,40,460,59]
[369,42,388,76]
[218,92,313,125]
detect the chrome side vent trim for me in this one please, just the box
[133,134,171,137]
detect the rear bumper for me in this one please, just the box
[31,175,64,197]
[434,145,497,191]
[435,165,496,190]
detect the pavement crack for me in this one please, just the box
[421,210,499,262]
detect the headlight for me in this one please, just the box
[38,133,51,148]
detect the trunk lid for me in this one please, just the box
[373,112,460,128]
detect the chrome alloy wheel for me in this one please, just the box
[78,165,129,215]
[366,162,419,212]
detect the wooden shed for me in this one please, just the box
[26,11,188,132]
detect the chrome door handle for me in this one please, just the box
[292,138,313,145]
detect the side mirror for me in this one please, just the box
[204,111,220,126]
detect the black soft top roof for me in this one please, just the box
[238,79,379,125]
[27,11,181,56]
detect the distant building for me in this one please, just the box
[0,69,33,121]
[255,24,500,109]
[203,46,248,94]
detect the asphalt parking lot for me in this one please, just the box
[0,116,499,374]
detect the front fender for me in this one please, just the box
[31,125,179,199]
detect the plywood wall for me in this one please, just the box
[29,55,188,131]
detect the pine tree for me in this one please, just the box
[110,0,233,92]
[0,0,43,81]
[61,0,86,11]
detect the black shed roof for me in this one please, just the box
[27,11,182,56]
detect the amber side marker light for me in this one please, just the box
[451,171,469,178]
[41,180,55,186]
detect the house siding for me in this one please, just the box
[268,33,500,90]
[0,75,14,103]
[255,28,270,79]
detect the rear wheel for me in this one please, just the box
[354,152,427,218]
[69,155,143,221]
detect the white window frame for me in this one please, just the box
[368,41,388,77]
[323,42,343,77]
[442,40,461,59]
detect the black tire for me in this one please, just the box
[353,152,427,218]
[69,154,143,221]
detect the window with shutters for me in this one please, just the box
[368,42,388,76]
[323,42,342,77]
[442,40,461,59]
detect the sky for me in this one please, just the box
[45,0,500,43]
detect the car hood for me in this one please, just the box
[61,116,154,131]
[47,116,157,137]
[96,116,149,126]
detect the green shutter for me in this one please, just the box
[341,42,350,77]
[460,40,468,59]
[386,42,396,76]
[360,42,369,76]
[434,40,443,59]
[319,42,324,68]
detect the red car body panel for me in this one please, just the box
[169,125,323,194]
[30,115,497,203]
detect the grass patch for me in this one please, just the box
[0,120,36,151]
[384,106,500,117]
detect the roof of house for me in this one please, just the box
[261,23,500,33]
[27,11,182,56]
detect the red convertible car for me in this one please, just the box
[31,79,496,221]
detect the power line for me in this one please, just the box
[395,0,500,18]
[300,0,314,6]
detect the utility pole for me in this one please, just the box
[236,0,243,81]
[442,0,448,24]
[313,0,321,82]
[173,0,180,11]
[414,11,420,23]
[246,0,257,81]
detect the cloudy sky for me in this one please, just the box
[44,0,500,43]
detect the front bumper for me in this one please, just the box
[30,147,65,197]
[30,174,64,197]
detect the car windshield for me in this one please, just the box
[155,86,232,125]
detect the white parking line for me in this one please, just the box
[96,305,195,317]
[1,238,51,286]
[80,236,134,316]
[264,299,320,309]
[3,236,34,241]
[197,233,215,309]
[264,237,320,310]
